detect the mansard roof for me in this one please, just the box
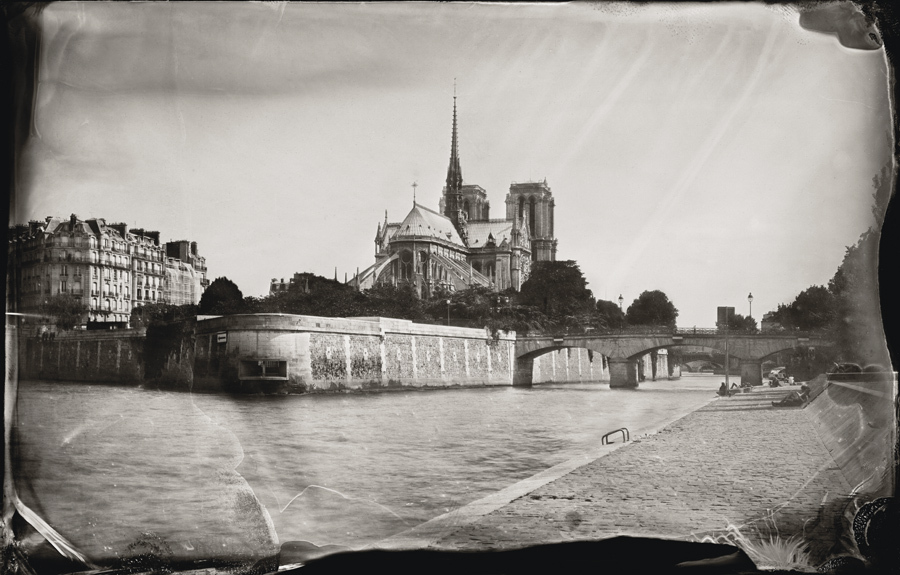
[43,216,103,238]
[393,203,464,246]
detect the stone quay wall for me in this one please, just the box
[532,348,608,383]
[804,373,898,498]
[193,314,516,393]
[17,329,146,383]
[532,348,678,384]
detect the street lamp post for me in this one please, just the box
[446,299,451,326]
[618,294,624,310]
[748,292,754,321]
[724,308,730,389]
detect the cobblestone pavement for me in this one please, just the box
[430,386,854,564]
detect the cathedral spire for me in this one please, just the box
[443,84,468,245]
[444,88,463,215]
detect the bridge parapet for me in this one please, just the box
[516,332,834,362]
[523,326,830,338]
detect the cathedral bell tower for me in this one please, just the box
[506,179,557,261]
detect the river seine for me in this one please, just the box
[12,375,731,564]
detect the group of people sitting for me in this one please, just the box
[715,378,811,407]
[716,381,750,396]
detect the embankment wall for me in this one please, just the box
[193,314,516,393]
[17,329,146,383]
[532,347,608,383]
[805,373,898,498]
[532,348,679,384]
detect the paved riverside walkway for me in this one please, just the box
[383,386,856,565]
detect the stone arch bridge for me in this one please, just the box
[514,328,833,388]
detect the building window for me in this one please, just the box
[92,298,97,309]
[61,265,67,275]
[137,289,142,300]
[105,299,111,310]
[60,280,67,292]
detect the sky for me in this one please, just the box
[11,2,893,327]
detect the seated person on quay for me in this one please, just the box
[772,386,810,407]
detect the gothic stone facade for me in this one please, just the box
[352,97,558,296]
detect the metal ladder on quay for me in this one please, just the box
[601,427,630,445]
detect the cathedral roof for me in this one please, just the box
[393,203,464,246]
[380,222,400,244]
[466,219,525,250]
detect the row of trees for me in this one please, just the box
[765,227,887,364]
[154,260,680,336]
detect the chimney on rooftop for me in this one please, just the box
[109,223,128,237]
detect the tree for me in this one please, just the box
[131,303,198,328]
[769,285,835,331]
[360,284,423,320]
[596,299,625,329]
[423,286,492,326]
[518,261,598,333]
[256,273,365,317]
[518,261,595,319]
[724,312,757,332]
[625,290,678,327]
[198,277,244,315]
[44,294,88,330]
[828,229,890,364]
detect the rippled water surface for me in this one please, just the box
[13,375,729,562]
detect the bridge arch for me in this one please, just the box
[517,345,610,386]
[515,332,834,389]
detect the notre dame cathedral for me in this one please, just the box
[351,95,557,297]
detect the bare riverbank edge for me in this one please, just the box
[370,393,720,551]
